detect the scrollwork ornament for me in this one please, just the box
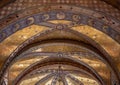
[26,17,35,25]
[42,14,49,21]
[72,15,81,22]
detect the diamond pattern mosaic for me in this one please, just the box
[0,0,120,21]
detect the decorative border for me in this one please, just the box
[0,5,120,43]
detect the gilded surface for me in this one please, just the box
[0,20,119,85]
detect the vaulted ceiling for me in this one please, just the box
[0,0,120,85]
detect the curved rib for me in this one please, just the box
[66,74,84,85]
[35,73,55,85]
[51,75,59,85]
[13,56,105,85]
[61,75,68,85]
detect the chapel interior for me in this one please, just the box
[0,0,120,85]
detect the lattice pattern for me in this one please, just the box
[0,0,120,20]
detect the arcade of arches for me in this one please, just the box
[0,0,120,85]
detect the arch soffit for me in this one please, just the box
[0,5,119,43]
[8,41,111,85]
[0,4,120,85]
[13,56,105,85]
[0,26,120,84]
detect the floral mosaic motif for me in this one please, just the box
[72,14,81,22]
[42,14,50,21]
[26,17,35,25]
[56,24,65,30]
[56,12,66,19]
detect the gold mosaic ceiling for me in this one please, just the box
[0,20,119,85]
[0,0,120,85]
